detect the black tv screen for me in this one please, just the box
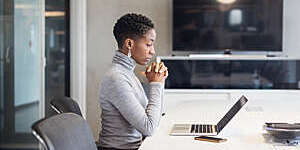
[173,0,283,53]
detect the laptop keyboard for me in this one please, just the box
[190,124,214,133]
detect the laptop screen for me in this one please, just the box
[217,96,248,132]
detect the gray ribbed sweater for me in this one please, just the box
[98,51,164,149]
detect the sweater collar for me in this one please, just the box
[112,50,136,71]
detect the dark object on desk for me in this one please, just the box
[50,97,83,116]
[223,49,232,55]
[266,54,278,57]
[264,122,300,140]
[263,133,300,146]
[194,136,227,143]
[265,122,300,129]
[31,113,98,150]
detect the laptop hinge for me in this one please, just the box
[215,125,218,133]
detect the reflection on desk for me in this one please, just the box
[139,91,300,150]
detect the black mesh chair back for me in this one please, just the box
[50,97,83,116]
[31,113,97,150]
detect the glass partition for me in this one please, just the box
[45,0,70,117]
[0,0,69,149]
[0,0,44,148]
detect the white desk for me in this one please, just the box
[140,90,300,150]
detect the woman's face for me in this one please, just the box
[130,29,156,65]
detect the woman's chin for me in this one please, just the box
[141,62,148,65]
[136,61,147,65]
[136,59,151,65]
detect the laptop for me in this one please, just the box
[169,95,248,136]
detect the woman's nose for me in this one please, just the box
[149,48,155,56]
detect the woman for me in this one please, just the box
[98,13,168,150]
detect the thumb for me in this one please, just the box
[140,71,146,77]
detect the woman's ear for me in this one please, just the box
[125,38,135,50]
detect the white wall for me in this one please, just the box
[87,0,300,140]
[283,0,300,58]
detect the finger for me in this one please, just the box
[159,68,164,73]
[160,66,167,74]
[160,67,168,74]
[164,69,168,77]
[146,65,152,72]
[155,62,160,73]
[152,62,156,72]
[158,63,164,73]
[159,62,164,67]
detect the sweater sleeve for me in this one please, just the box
[141,82,165,116]
[107,77,163,136]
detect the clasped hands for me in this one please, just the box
[143,62,168,83]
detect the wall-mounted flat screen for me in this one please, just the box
[173,0,283,53]
[163,59,300,89]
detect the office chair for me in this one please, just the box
[50,97,83,116]
[50,97,102,148]
[31,113,98,150]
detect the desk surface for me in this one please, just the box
[140,91,300,150]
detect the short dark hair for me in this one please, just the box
[113,13,154,48]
